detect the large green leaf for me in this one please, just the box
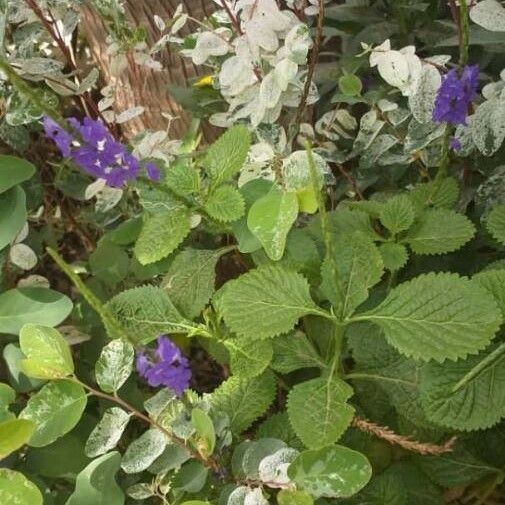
[357,273,502,362]
[209,370,276,434]
[95,340,134,394]
[0,419,34,460]
[405,209,475,255]
[350,468,407,505]
[321,231,384,319]
[287,378,355,449]
[0,155,35,194]
[162,248,223,320]
[20,380,87,447]
[205,185,245,222]
[473,269,505,317]
[271,331,325,374]
[380,195,415,234]
[202,124,251,183]
[134,207,191,265]
[225,338,273,378]
[19,324,74,379]
[487,205,505,246]
[85,408,130,458]
[106,286,192,345]
[420,346,505,430]
[0,287,73,335]
[288,445,372,499]
[218,266,326,340]
[66,451,124,505]
[408,177,459,210]
[0,185,26,250]
[247,186,299,261]
[0,469,42,505]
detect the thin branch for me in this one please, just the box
[334,163,364,200]
[73,377,220,472]
[295,0,325,125]
[352,417,457,456]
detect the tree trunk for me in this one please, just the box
[80,0,216,138]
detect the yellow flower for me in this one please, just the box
[194,75,214,87]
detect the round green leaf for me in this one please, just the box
[0,155,36,194]
[20,380,87,447]
[277,490,314,505]
[0,287,73,335]
[19,324,74,379]
[0,419,34,459]
[66,451,124,505]
[288,445,372,499]
[2,344,45,393]
[0,383,15,422]
[338,74,363,96]
[0,185,26,250]
[0,469,43,505]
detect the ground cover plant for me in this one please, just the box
[2,0,505,504]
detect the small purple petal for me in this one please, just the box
[43,116,73,157]
[146,162,161,182]
[433,65,479,127]
[136,336,191,396]
[449,137,462,151]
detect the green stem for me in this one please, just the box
[46,247,134,344]
[306,142,344,315]
[458,0,470,67]
[345,372,416,387]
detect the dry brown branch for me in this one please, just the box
[352,416,457,456]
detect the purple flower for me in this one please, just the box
[432,65,479,126]
[136,336,191,396]
[449,137,462,151]
[43,116,159,187]
[43,117,73,157]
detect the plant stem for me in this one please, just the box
[71,376,220,471]
[458,0,470,67]
[295,0,325,126]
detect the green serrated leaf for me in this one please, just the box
[487,205,505,246]
[271,331,324,374]
[420,346,505,431]
[95,340,134,394]
[202,124,251,183]
[351,467,408,505]
[66,451,124,505]
[287,378,355,449]
[209,370,276,434]
[134,207,190,265]
[121,429,167,474]
[416,447,499,487]
[248,186,299,261]
[19,324,74,380]
[321,231,384,319]
[380,195,415,234]
[218,266,325,340]
[357,272,502,362]
[162,248,225,320]
[85,407,130,458]
[288,445,372,499]
[0,469,42,505]
[379,243,409,271]
[205,185,245,223]
[107,286,192,345]
[20,380,87,447]
[226,338,273,378]
[473,269,505,317]
[408,177,459,209]
[0,419,34,460]
[256,412,302,450]
[166,159,200,196]
[405,209,475,255]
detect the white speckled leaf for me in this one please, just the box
[95,340,134,394]
[85,407,130,457]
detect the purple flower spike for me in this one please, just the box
[136,336,191,396]
[432,65,479,126]
[43,117,73,157]
[42,115,160,188]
